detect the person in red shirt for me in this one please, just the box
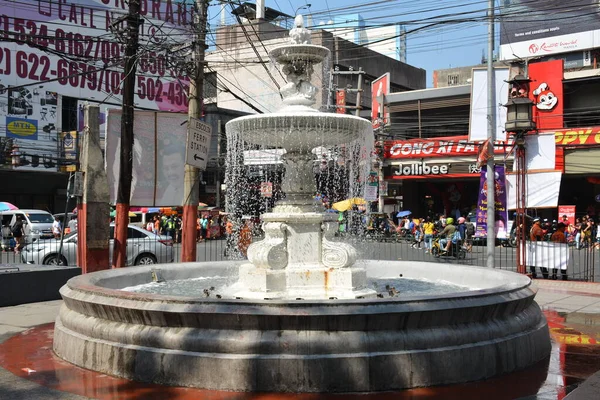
[529,217,547,279]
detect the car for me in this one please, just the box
[21,224,174,266]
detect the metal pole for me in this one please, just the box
[355,67,363,117]
[57,173,72,265]
[486,0,496,269]
[113,0,141,269]
[181,0,209,262]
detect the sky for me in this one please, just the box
[207,0,494,87]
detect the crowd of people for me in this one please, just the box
[143,213,225,243]
[338,210,476,254]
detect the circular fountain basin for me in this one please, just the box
[225,112,373,151]
[54,261,550,393]
[270,44,330,64]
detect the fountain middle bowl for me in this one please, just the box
[53,260,551,393]
[225,111,373,151]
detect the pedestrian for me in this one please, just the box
[68,215,78,234]
[464,218,475,252]
[422,216,434,253]
[529,217,547,279]
[52,216,62,239]
[201,215,208,241]
[11,215,26,254]
[550,222,568,281]
[411,218,423,249]
[166,215,175,239]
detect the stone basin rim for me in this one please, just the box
[63,260,533,309]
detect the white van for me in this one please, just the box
[0,209,55,244]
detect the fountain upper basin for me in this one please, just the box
[270,44,330,64]
[53,260,551,392]
[225,111,373,150]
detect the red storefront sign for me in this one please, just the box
[552,127,600,146]
[385,135,511,159]
[529,59,564,131]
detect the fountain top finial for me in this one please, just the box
[289,15,311,45]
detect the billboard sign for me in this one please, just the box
[106,110,187,207]
[0,1,192,112]
[499,0,600,60]
[371,73,390,130]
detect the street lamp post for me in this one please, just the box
[504,74,535,275]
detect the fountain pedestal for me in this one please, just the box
[236,211,376,300]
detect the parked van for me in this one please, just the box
[0,209,55,244]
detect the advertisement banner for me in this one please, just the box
[260,182,273,198]
[371,73,390,129]
[1,89,60,172]
[336,90,346,114]
[558,205,576,226]
[468,68,510,142]
[60,131,78,172]
[528,60,564,131]
[106,110,188,207]
[474,165,508,239]
[364,171,379,201]
[506,171,562,209]
[499,0,600,59]
[379,181,388,197]
[385,135,512,159]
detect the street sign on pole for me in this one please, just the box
[185,117,211,170]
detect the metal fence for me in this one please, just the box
[2,234,597,282]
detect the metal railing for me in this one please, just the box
[3,234,597,282]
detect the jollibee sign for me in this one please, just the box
[385,135,511,159]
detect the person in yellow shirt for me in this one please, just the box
[422,216,435,253]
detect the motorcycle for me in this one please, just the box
[431,235,467,260]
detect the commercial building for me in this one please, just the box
[380,1,600,219]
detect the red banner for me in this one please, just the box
[385,135,511,159]
[558,205,576,226]
[529,59,564,131]
[371,73,390,129]
[335,90,346,114]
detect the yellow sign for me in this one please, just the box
[7,119,37,137]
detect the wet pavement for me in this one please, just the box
[0,280,599,399]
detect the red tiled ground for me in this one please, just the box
[2,320,596,400]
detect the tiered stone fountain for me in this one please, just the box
[53,16,551,393]
[226,15,375,300]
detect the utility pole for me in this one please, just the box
[486,0,496,269]
[79,105,110,273]
[181,0,209,262]
[113,0,141,269]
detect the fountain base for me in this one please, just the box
[235,263,377,300]
[239,210,374,300]
[53,261,552,393]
